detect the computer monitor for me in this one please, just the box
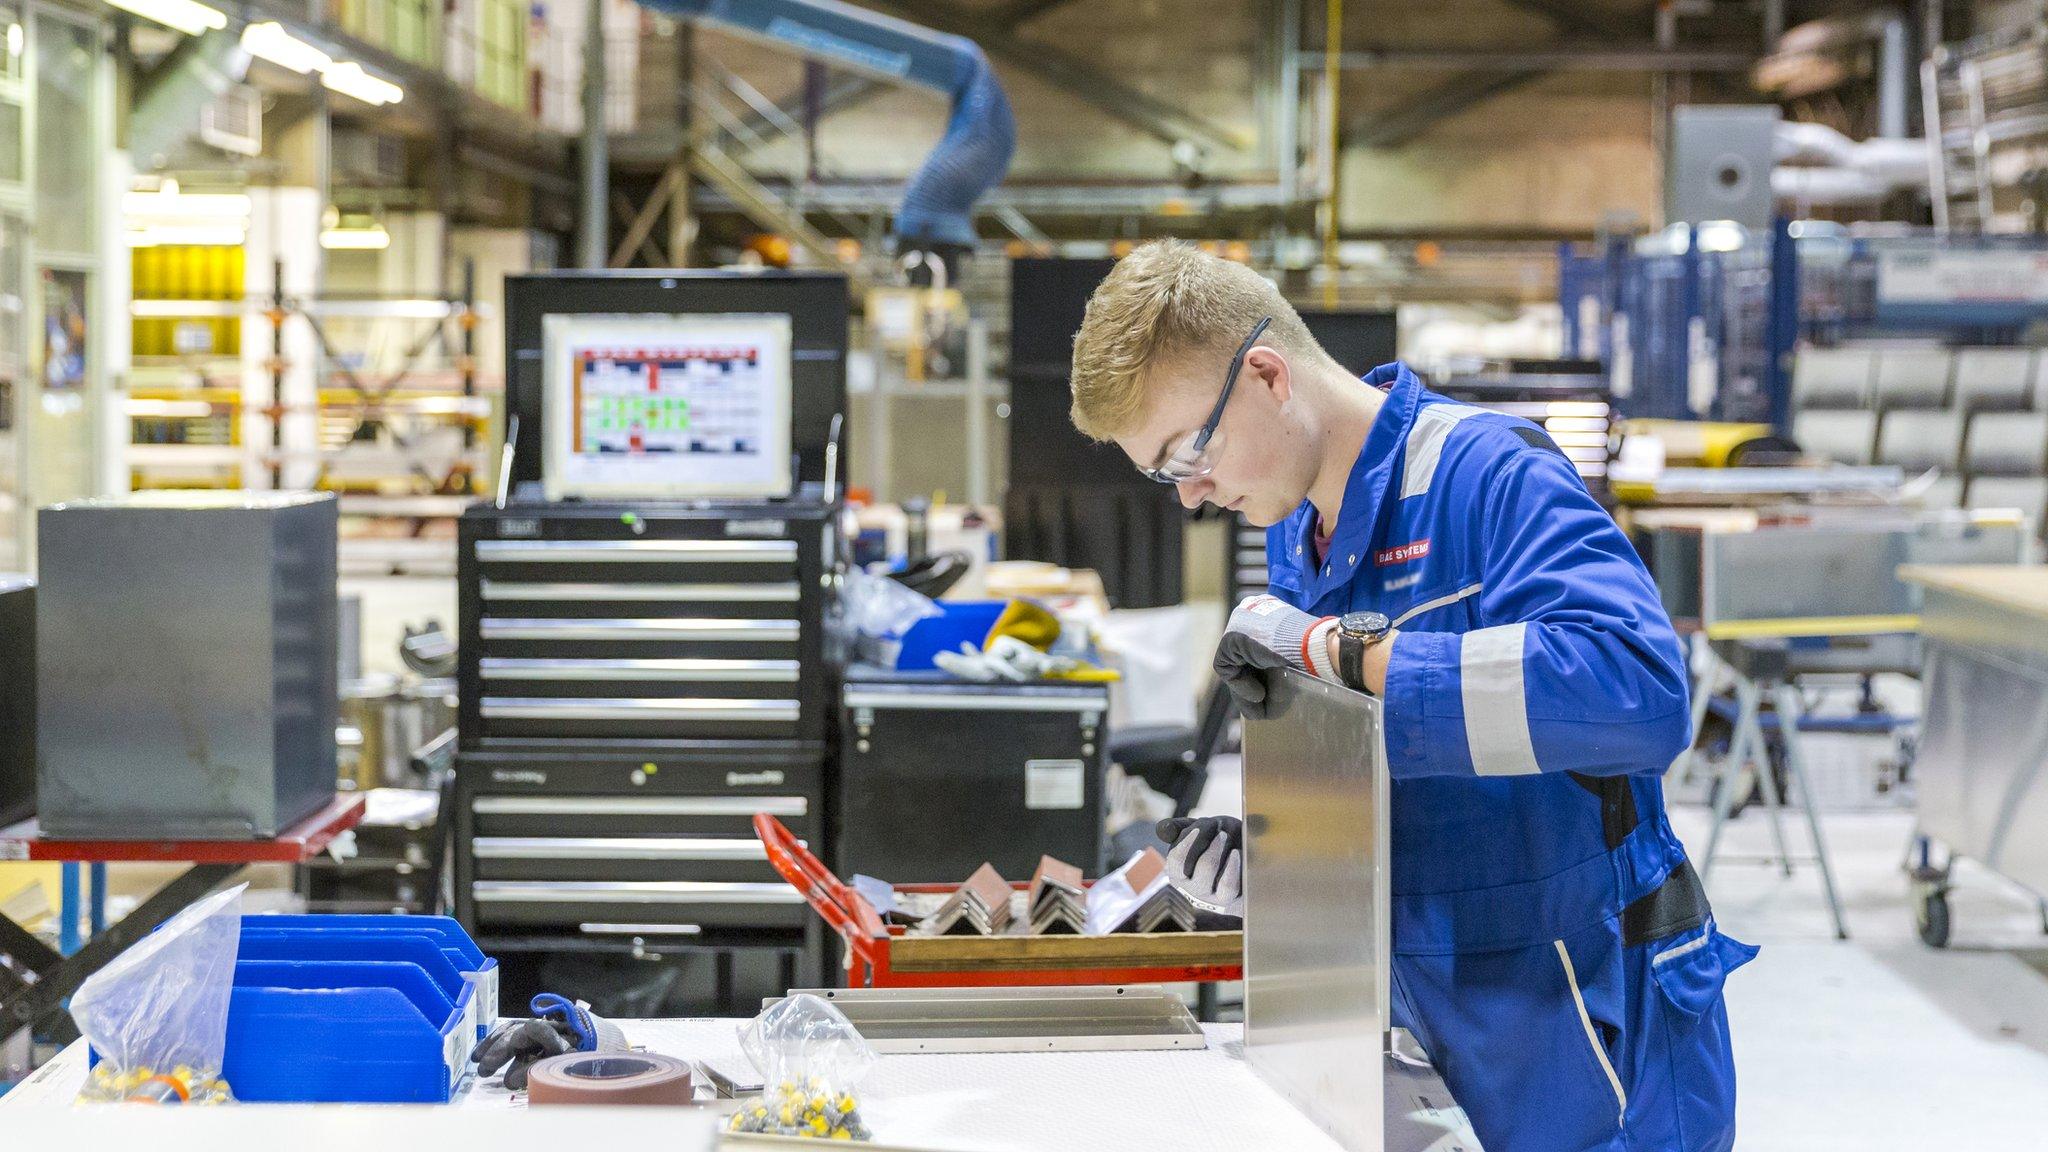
[540,312,794,501]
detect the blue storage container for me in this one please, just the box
[894,599,1006,670]
[242,914,498,1037]
[235,933,480,1047]
[225,959,469,1103]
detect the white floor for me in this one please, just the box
[1194,732,2048,1150]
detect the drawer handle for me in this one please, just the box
[479,581,800,603]
[472,796,808,817]
[481,618,800,642]
[473,837,786,861]
[481,697,801,722]
[473,881,806,904]
[579,923,704,936]
[476,540,796,563]
[480,657,800,683]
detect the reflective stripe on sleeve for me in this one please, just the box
[1400,404,1489,499]
[1460,622,1541,776]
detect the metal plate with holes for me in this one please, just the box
[762,986,1206,1054]
[1242,669,1390,1152]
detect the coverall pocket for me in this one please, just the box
[1646,923,1756,1151]
[1650,925,1758,1018]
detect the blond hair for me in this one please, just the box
[1068,239,1323,442]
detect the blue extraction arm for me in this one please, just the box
[640,0,1016,263]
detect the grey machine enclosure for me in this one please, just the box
[36,492,338,839]
[1667,104,1779,229]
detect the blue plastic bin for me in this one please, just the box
[225,959,468,1103]
[894,600,1006,670]
[242,914,498,1037]
[235,933,480,1047]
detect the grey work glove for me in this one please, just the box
[475,994,627,1091]
[1158,815,1244,921]
[1214,595,1337,719]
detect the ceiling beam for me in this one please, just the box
[1340,0,1675,149]
[872,0,1248,150]
[988,0,1082,28]
[1493,0,1636,39]
[1347,69,1550,148]
[1326,46,1753,72]
[724,0,1091,158]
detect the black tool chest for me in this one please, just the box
[453,499,841,955]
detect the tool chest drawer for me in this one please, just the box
[467,879,810,930]
[453,748,823,936]
[459,502,840,745]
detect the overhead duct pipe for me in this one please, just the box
[128,30,252,171]
[1773,121,1928,205]
[642,0,1015,272]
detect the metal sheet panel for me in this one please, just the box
[1242,670,1389,1152]
[1701,518,2026,627]
[1913,585,2048,896]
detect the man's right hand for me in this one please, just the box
[1214,595,1339,719]
[1157,815,1244,920]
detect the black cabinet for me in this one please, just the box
[834,668,1109,882]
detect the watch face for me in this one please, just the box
[1340,610,1391,638]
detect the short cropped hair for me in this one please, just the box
[1068,239,1323,442]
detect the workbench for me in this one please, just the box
[0,794,367,1046]
[0,1018,1480,1152]
[1898,563,2048,947]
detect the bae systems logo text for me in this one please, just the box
[1376,539,1431,566]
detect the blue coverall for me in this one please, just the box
[1264,362,1757,1152]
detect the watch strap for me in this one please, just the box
[1338,629,1367,692]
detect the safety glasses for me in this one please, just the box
[1144,316,1272,484]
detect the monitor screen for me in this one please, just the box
[541,312,794,501]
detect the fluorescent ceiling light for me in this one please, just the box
[321,61,403,106]
[104,0,227,37]
[242,22,330,74]
[320,223,391,250]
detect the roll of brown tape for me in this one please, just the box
[526,1053,695,1106]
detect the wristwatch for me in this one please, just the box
[1336,611,1393,694]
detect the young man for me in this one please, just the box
[1069,240,1756,1152]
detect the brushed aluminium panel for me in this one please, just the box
[1242,669,1389,1152]
[1701,519,2025,628]
[761,986,1207,1054]
[1913,585,2048,896]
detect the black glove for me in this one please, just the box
[474,993,626,1091]
[475,1018,576,1091]
[1156,816,1242,881]
[1157,815,1245,926]
[1213,630,1293,720]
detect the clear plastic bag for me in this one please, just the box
[71,882,247,1104]
[842,567,943,668]
[728,993,879,1140]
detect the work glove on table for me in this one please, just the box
[1213,594,1338,719]
[474,993,628,1091]
[1157,815,1245,924]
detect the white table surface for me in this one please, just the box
[3,1019,1479,1152]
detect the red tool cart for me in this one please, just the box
[755,813,1243,989]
